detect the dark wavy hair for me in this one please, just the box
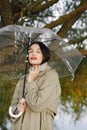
[29,41,50,64]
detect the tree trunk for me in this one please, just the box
[0,0,14,26]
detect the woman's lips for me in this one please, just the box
[31,57,37,60]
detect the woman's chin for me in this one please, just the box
[30,62,41,66]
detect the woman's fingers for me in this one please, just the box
[30,65,40,72]
[28,65,40,82]
[18,99,26,112]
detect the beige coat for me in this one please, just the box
[10,64,61,130]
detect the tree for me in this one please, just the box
[0,0,14,26]
[0,1,87,129]
[0,0,87,55]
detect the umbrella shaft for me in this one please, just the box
[22,61,28,98]
[22,41,29,98]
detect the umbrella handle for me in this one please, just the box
[9,106,23,118]
[9,98,25,119]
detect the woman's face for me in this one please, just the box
[28,44,44,65]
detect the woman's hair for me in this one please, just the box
[29,41,50,64]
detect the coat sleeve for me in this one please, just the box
[25,70,61,112]
[11,79,23,106]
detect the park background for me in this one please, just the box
[0,0,87,129]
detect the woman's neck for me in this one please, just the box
[32,64,40,67]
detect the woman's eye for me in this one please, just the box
[37,50,41,53]
[29,50,33,53]
[28,49,41,53]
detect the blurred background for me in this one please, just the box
[0,0,87,129]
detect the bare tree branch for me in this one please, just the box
[69,36,87,45]
[44,0,87,30]
[80,50,87,56]
[57,1,87,37]
[29,0,59,14]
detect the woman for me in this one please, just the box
[10,41,61,130]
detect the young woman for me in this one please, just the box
[10,41,61,130]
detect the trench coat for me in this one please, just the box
[10,64,61,130]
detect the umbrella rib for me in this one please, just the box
[0,34,27,47]
[13,45,27,68]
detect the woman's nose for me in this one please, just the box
[32,52,36,56]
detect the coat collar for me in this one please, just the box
[40,62,47,72]
[39,63,51,77]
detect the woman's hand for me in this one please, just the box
[28,65,40,82]
[18,98,26,113]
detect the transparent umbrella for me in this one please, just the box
[0,25,84,80]
[0,25,84,118]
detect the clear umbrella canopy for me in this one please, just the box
[0,25,84,80]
